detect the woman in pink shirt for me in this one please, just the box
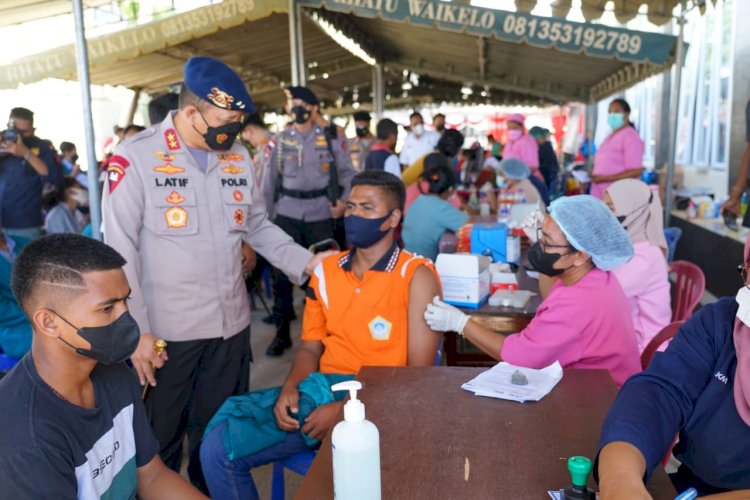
[590,99,644,198]
[503,113,541,178]
[604,180,672,354]
[425,195,641,386]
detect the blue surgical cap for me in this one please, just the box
[548,195,633,270]
[499,158,530,180]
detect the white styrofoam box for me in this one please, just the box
[435,253,491,309]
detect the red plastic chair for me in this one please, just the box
[670,261,705,322]
[641,321,685,370]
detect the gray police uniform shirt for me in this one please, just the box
[102,112,312,342]
[262,125,355,221]
[348,136,374,172]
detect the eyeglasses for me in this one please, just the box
[537,227,574,252]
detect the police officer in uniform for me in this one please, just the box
[349,110,374,171]
[261,86,355,356]
[101,57,331,492]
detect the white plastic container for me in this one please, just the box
[331,381,381,500]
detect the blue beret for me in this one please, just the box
[184,57,255,112]
[285,86,319,106]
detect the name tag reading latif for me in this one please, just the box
[155,178,189,187]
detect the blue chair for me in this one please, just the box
[663,227,682,262]
[270,449,317,500]
[270,345,444,498]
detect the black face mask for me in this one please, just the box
[355,127,369,138]
[291,105,312,125]
[194,111,241,151]
[71,154,79,163]
[435,124,445,132]
[54,310,141,365]
[527,241,573,277]
[344,212,392,249]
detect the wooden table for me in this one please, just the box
[445,267,542,366]
[296,366,676,500]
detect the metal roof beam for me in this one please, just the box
[396,58,585,103]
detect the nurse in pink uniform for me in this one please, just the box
[590,98,644,199]
[503,113,541,178]
[604,179,672,354]
[424,195,641,386]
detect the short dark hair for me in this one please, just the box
[148,92,179,125]
[409,112,423,121]
[376,118,398,140]
[124,124,146,136]
[11,234,127,315]
[437,129,464,157]
[60,141,76,153]
[421,157,454,195]
[350,170,406,212]
[10,107,33,123]
[433,113,445,121]
[179,83,205,110]
[242,113,266,130]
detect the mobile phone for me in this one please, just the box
[723,211,739,231]
[309,238,340,254]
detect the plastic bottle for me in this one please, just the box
[331,381,381,500]
[479,192,490,217]
[741,191,748,218]
[686,200,697,220]
[562,456,596,500]
[468,186,479,208]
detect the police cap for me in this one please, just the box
[184,56,255,112]
[285,86,319,106]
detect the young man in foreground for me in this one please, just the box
[0,234,205,499]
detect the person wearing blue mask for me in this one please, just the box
[590,98,644,199]
[200,170,441,500]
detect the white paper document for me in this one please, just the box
[461,361,563,403]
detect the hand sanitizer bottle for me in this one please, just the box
[331,381,381,500]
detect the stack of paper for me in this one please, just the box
[461,361,564,403]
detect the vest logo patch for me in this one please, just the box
[368,316,392,341]
[165,206,188,228]
[714,371,728,384]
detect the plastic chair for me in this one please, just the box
[271,449,316,500]
[641,321,684,370]
[663,227,682,263]
[670,260,706,322]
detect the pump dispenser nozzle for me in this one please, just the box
[332,381,365,422]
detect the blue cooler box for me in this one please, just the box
[470,223,507,263]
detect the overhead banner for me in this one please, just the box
[0,0,286,89]
[297,0,678,65]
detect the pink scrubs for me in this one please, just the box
[503,133,539,170]
[501,268,641,386]
[591,127,644,198]
[612,241,672,354]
